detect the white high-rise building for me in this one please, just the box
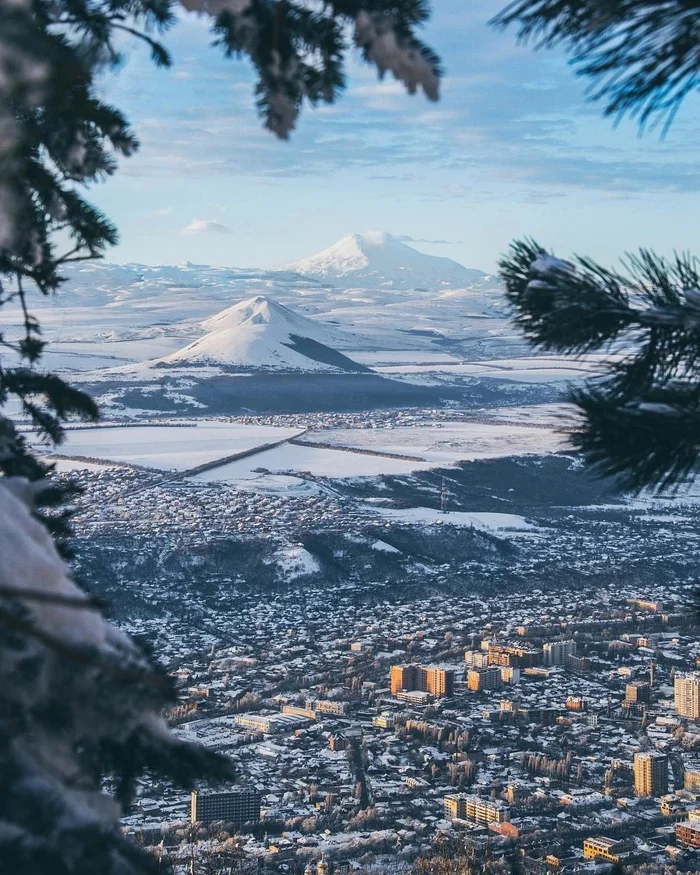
[675,673,700,719]
[543,639,577,667]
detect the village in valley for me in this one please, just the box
[115,583,700,875]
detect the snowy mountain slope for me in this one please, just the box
[0,233,517,380]
[287,231,488,290]
[200,295,356,347]
[157,295,371,373]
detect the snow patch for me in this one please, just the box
[270,546,321,580]
[367,505,539,533]
[371,539,401,554]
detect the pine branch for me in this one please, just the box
[501,241,700,491]
[209,0,441,137]
[499,238,633,352]
[570,384,700,492]
[491,0,700,131]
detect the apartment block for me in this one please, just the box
[543,639,576,666]
[488,644,542,669]
[676,820,700,848]
[467,667,503,692]
[583,837,633,863]
[191,790,261,826]
[444,793,510,825]
[634,751,668,797]
[625,682,651,704]
[390,664,455,697]
[464,649,489,668]
[675,673,700,719]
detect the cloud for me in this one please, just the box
[150,207,173,216]
[181,218,233,235]
[397,235,463,245]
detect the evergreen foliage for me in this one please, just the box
[494,1,700,492]
[491,0,700,132]
[0,1,441,872]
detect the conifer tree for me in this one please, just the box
[0,1,441,871]
[493,0,700,492]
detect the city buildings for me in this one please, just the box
[467,667,503,692]
[312,699,347,715]
[443,794,510,825]
[487,644,542,669]
[235,713,309,734]
[582,837,633,863]
[372,713,394,729]
[464,649,489,668]
[675,672,700,719]
[625,681,651,705]
[634,751,669,797]
[108,571,700,873]
[676,820,700,848]
[389,664,454,697]
[543,639,576,667]
[191,790,262,826]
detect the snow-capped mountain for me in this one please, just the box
[200,295,352,346]
[158,295,370,373]
[287,231,488,290]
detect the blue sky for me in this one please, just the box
[93,0,700,273]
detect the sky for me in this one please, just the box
[93,0,700,273]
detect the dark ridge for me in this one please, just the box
[282,334,372,372]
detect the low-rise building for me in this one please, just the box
[583,837,633,863]
[444,793,510,825]
[676,820,700,848]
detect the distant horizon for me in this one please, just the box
[80,230,493,274]
[92,0,700,273]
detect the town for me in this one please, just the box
[108,578,700,875]
[50,411,700,875]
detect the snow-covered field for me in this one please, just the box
[367,506,539,532]
[375,356,604,383]
[190,442,433,482]
[305,421,565,463]
[474,403,580,427]
[267,546,321,580]
[44,423,303,471]
[45,415,569,483]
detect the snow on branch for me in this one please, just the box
[354,11,440,101]
[0,480,234,873]
[178,0,440,138]
[500,240,700,491]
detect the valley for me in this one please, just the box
[17,231,700,874]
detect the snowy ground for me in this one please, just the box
[472,403,580,427]
[365,506,540,532]
[43,415,569,485]
[374,355,609,383]
[42,423,304,471]
[49,458,119,473]
[266,546,321,580]
[305,421,565,463]
[190,442,433,482]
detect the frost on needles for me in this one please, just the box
[500,240,700,494]
[0,1,442,871]
[493,0,700,494]
[0,481,236,874]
